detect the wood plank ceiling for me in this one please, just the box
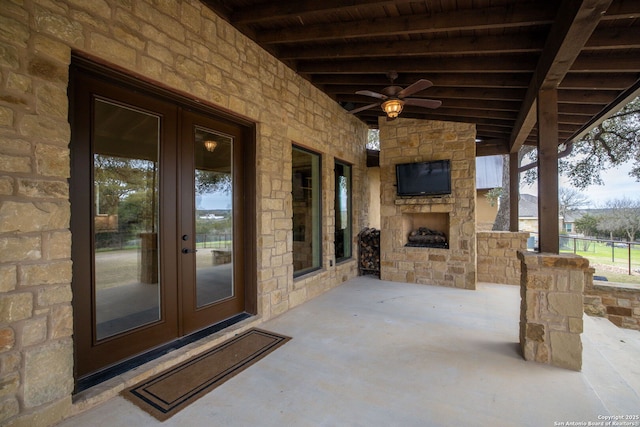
[201,0,640,156]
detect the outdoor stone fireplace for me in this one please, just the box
[379,118,476,289]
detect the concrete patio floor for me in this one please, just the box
[57,276,640,427]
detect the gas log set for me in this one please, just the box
[406,227,448,249]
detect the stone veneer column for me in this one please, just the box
[379,117,476,289]
[518,251,590,371]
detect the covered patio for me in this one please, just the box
[2,1,640,425]
[57,276,640,426]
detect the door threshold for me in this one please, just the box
[71,313,260,411]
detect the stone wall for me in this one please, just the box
[518,251,590,371]
[584,275,640,330]
[0,0,369,425]
[379,118,476,289]
[477,231,529,285]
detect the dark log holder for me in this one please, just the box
[405,227,448,249]
[358,228,380,276]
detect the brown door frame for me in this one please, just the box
[69,55,257,383]
[179,109,247,334]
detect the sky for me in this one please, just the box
[197,193,232,210]
[521,160,639,208]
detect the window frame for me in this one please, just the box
[334,160,353,263]
[292,145,323,277]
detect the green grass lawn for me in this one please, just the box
[560,238,640,284]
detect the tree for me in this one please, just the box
[195,170,231,195]
[558,187,589,223]
[494,96,639,230]
[94,155,155,216]
[561,96,640,188]
[574,213,600,237]
[597,197,640,241]
[492,146,535,231]
[367,129,380,150]
[520,96,640,188]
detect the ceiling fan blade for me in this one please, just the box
[403,98,442,109]
[355,90,387,100]
[348,103,380,114]
[398,79,433,98]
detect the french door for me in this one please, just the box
[70,62,254,382]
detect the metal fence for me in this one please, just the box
[196,233,232,249]
[559,235,640,275]
[95,232,232,251]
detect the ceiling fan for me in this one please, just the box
[349,71,442,119]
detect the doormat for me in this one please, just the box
[122,328,291,421]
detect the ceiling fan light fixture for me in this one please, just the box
[204,140,217,152]
[382,99,404,118]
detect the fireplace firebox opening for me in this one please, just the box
[406,227,448,248]
[402,212,450,249]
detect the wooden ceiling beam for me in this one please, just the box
[358,111,516,127]
[476,140,511,157]
[509,0,614,153]
[343,102,520,121]
[558,89,621,103]
[603,0,640,19]
[528,126,584,136]
[407,107,517,121]
[256,3,556,44]
[571,52,640,72]
[564,77,640,144]
[584,27,640,51]
[230,0,400,25]
[297,55,538,74]
[315,72,636,90]
[278,33,545,60]
[558,102,607,115]
[559,73,639,89]
[332,86,527,101]
[558,113,600,124]
[340,96,523,113]
[312,73,531,89]
[199,0,233,21]
[477,125,520,134]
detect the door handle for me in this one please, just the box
[181,248,198,254]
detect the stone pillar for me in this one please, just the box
[518,251,590,371]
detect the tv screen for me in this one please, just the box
[396,160,451,196]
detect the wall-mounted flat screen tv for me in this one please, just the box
[396,159,451,196]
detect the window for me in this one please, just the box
[292,146,321,276]
[334,161,352,261]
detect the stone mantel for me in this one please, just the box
[395,196,454,205]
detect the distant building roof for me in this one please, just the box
[476,156,502,189]
[519,193,538,217]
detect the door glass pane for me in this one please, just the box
[292,146,321,275]
[195,128,233,307]
[93,99,161,340]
